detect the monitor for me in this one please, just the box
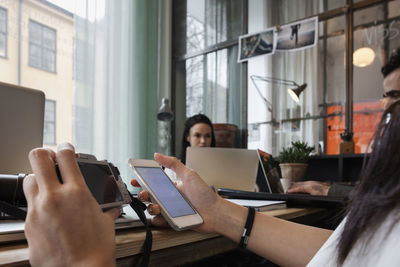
[0,82,45,174]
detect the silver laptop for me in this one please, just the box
[0,82,45,174]
[186,147,259,191]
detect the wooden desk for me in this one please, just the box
[0,208,324,266]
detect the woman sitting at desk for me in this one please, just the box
[164,113,216,181]
[22,103,400,266]
[180,114,216,164]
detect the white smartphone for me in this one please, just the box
[128,159,203,231]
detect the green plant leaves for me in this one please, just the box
[278,141,315,163]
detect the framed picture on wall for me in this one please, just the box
[276,16,318,52]
[238,27,276,63]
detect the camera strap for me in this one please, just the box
[0,201,27,220]
[128,192,152,267]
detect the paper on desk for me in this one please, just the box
[227,199,286,211]
[0,220,24,234]
[0,220,25,243]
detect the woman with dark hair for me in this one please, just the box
[308,100,400,266]
[334,100,400,263]
[180,114,216,164]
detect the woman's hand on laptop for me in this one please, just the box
[286,181,331,196]
[131,153,228,233]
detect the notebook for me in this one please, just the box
[186,147,260,191]
[227,199,286,212]
[218,188,345,208]
[0,82,45,174]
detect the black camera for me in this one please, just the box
[0,153,132,209]
[0,173,26,207]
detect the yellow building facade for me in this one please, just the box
[0,0,73,149]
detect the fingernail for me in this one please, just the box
[149,206,153,213]
[57,143,75,152]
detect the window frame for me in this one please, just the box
[172,0,249,155]
[44,99,57,145]
[172,0,399,155]
[28,19,57,73]
[0,7,7,59]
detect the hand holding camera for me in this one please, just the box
[0,149,132,210]
[24,143,121,267]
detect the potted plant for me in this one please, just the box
[278,141,315,182]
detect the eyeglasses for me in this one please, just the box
[382,90,400,99]
[381,49,400,76]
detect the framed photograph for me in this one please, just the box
[276,16,318,52]
[238,27,276,63]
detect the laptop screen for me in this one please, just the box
[186,147,259,191]
[256,155,284,194]
[0,82,45,174]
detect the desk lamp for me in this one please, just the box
[157,98,174,121]
[157,98,173,155]
[250,75,307,104]
[287,83,307,103]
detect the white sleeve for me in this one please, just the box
[308,213,400,267]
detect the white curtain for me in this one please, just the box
[73,0,171,188]
[184,0,244,141]
[248,0,321,155]
[272,0,321,154]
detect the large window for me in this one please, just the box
[173,0,246,155]
[174,0,400,157]
[44,99,56,145]
[29,20,56,73]
[247,0,400,156]
[0,7,6,58]
[0,1,73,150]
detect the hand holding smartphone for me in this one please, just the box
[128,159,203,231]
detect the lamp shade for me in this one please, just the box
[157,98,174,121]
[288,83,307,103]
[353,47,375,67]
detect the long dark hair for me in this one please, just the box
[180,114,216,164]
[337,100,400,264]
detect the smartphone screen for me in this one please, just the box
[57,162,123,205]
[135,167,196,218]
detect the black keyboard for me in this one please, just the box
[217,188,347,208]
